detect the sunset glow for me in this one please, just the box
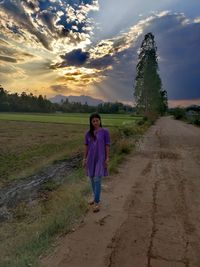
[0,0,199,106]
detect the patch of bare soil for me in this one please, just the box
[0,154,81,222]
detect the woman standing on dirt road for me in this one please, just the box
[83,113,110,213]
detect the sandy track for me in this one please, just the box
[40,117,200,267]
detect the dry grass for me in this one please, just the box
[0,169,90,267]
[0,121,88,185]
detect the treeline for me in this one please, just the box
[0,86,134,114]
[0,87,54,113]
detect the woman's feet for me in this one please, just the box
[93,203,100,213]
[88,198,100,212]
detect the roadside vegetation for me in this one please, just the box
[0,113,150,267]
[169,106,200,126]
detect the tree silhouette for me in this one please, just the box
[134,33,168,118]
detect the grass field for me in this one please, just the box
[0,112,141,126]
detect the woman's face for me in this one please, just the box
[91,117,101,129]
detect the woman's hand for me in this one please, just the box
[105,157,109,167]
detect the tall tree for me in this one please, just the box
[134,32,167,117]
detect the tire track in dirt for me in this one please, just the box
[106,118,200,267]
[149,126,191,266]
[153,162,191,267]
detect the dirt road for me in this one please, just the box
[41,117,200,267]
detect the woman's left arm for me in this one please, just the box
[105,144,110,166]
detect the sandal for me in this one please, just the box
[88,199,94,205]
[93,203,100,213]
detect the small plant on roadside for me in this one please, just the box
[172,107,186,120]
[193,118,200,126]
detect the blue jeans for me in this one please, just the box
[90,176,102,204]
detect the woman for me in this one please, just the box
[83,113,110,212]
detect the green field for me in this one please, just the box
[0,112,141,126]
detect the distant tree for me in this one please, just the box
[134,33,168,118]
[160,89,168,115]
[0,85,10,111]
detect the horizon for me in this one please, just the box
[0,0,200,107]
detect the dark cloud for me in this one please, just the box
[86,54,114,69]
[61,49,90,65]
[0,55,17,63]
[51,43,115,70]
[51,49,90,68]
[143,14,200,100]
[23,1,36,11]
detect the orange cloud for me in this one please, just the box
[168,99,200,107]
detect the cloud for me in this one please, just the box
[0,3,199,105]
[50,83,85,95]
[0,0,99,51]
[87,11,200,103]
[86,54,114,70]
[0,0,52,50]
[52,49,90,68]
[49,12,167,101]
[0,55,17,63]
[142,13,200,100]
[0,38,35,63]
[50,84,71,94]
[168,99,200,108]
[55,66,104,84]
[0,63,16,74]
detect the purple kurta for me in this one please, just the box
[84,128,110,177]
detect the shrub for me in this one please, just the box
[172,108,186,120]
[193,118,200,126]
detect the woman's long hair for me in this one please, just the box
[89,113,102,140]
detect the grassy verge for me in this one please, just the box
[109,120,150,173]
[0,119,150,267]
[0,169,90,267]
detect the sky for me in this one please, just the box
[0,0,200,107]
